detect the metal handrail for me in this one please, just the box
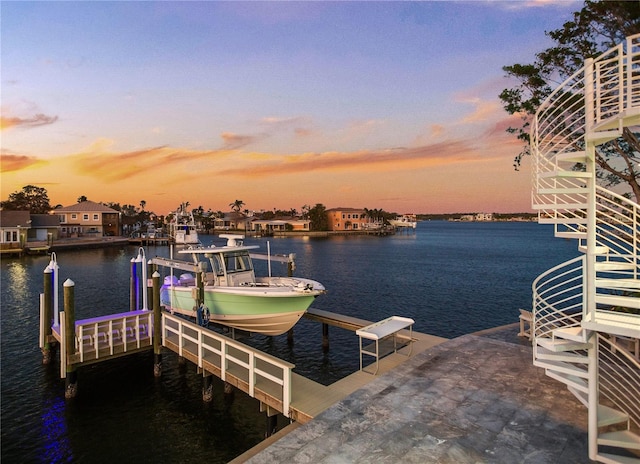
[597,334,640,429]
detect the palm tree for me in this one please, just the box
[230,199,244,212]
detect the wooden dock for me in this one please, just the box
[40,283,446,424]
[160,308,446,424]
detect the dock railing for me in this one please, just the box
[162,313,294,417]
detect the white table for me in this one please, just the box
[356,316,415,374]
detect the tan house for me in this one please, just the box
[326,207,381,231]
[250,219,311,234]
[55,201,121,237]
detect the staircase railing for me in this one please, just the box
[532,256,585,339]
[530,33,640,462]
[598,334,640,430]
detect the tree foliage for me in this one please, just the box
[229,199,244,212]
[500,0,640,201]
[308,203,328,231]
[1,185,52,213]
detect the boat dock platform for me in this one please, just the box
[235,324,593,464]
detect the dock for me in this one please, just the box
[236,324,593,464]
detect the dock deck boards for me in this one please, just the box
[289,329,446,423]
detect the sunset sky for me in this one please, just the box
[1,1,581,215]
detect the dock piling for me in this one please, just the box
[322,323,329,351]
[63,279,78,398]
[41,267,53,364]
[202,375,213,402]
[152,271,162,377]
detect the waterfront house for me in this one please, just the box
[214,212,251,231]
[250,218,311,234]
[0,210,31,251]
[54,201,121,237]
[325,207,382,231]
[29,214,61,241]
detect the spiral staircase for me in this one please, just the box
[530,34,640,463]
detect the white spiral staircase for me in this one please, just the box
[530,34,640,463]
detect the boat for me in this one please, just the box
[169,203,200,244]
[157,234,326,336]
[389,214,417,228]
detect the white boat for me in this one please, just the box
[169,204,200,244]
[389,214,417,228]
[157,235,325,336]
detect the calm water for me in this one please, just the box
[1,221,577,463]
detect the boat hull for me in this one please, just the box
[160,285,317,335]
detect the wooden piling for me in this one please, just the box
[202,375,213,402]
[322,323,329,351]
[146,260,154,311]
[152,271,162,377]
[63,279,78,398]
[129,259,136,311]
[41,267,53,364]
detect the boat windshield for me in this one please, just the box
[213,251,253,274]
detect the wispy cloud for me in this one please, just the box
[220,132,266,150]
[0,113,58,130]
[0,151,48,172]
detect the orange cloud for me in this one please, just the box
[218,139,480,178]
[0,114,58,130]
[0,152,47,171]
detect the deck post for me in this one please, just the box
[41,267,53,364]
[265,413,278,438]
[322,323,329,351]
[202,375,213,402]
[152,271,162,377]
[129,258,136,311]
[146,260,154,311]
[63,279,78,398]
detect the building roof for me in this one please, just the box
[326,207,366,212]
[30,214,61,228]
[0,210,32,228]
[54,200,118,213]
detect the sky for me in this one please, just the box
[1,0,582,215]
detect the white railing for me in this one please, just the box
[532,256,585,339]
[162,313,294,417]
[75,310,154,362]
[598,334,640,429]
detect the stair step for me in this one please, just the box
[537,337,591,352]
[539,217,588,225]
[556,151,588,163]
[579,245,610,255]
[539,170,592,179]
[536,345,589,363]
[532,203,588,211]
[555,231,587,240]
[586,129,621,144]
[596,453,640,464]
[595,294,640,310]
[599,404,630,428]
[536,359,589,378]
[545,369,588,393]
[554,326,588,342]
[598,430,640,450]
[596,278,640,290]
[595,261,638,271]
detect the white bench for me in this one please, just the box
[518,309,533,341]
[356,316,415,375]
